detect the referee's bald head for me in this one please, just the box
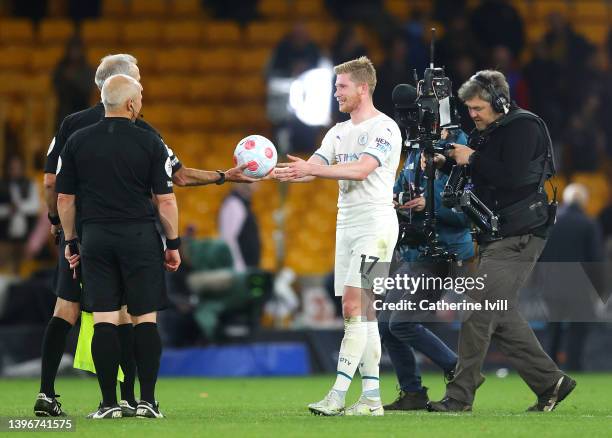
[101,74,143,115]
[95,54,140,90]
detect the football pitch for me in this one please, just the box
[2,373,611,437]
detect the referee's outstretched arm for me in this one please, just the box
[172,163,256,187]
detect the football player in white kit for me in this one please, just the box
[275,56,402,416]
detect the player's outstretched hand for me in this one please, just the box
[164,248,181,272]
[225,163,259,184]
[272,165,295,181]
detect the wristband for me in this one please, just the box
[215,170,225,185]
[166,237,181,250]
[48,213,61,225]
[65,237,79,255]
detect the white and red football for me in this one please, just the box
[233,135,278,178]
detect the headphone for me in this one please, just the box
[472,74,510,115]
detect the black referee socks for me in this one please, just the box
[40,316,72,396]
[92,322,120,407]
[117,323,137,405]
[134,322,162,405]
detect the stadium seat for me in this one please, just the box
[140,103,179,130]
[0,47,30,72]
[384,0,414,21]
[177,105,217,130]
[143,76,188,101]
[210,133,245,156]
[162,21,204,46]
[236,48,272,73]
[257,0,291,19]
[81,20,121,45]
[24,74,52,97]
[244,21,290,47]
[194,49,237,73]
[168,0,203,18]
[155,48,198,74]
[86,45,122,69]
[533,0,570,20]
[239,104,270,130]
[124,46,157,72]
[202,21,242,46]
[229,76,266,102]
[166,132,209,157]
[121,20,163,45]
[101,0,128,17]
[573,1,609,23]
[305,20,339,47]
[294,0,327,19]
[216,106,244,130]
[129,0,168,17]
[188,76,231,102]
[0,19,34,45]
[0,73,28,96]
[38,19,76,45]
[30,46,64,72]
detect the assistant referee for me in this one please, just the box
[56,74,179,419]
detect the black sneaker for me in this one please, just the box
[427,397,472,412]
[384,387,429,411]
[119,400,138,417]
[34,393,66,417]
[527,375,577,412]
[136,400,164,418]
[86,403,122,419]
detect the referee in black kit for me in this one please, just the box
[35,54,253,418]
[56,74,178,419]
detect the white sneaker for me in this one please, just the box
[308,390,345,416]
[344,396,384,416]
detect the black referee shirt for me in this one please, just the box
[44,102,182,175]
[55,117,174,225]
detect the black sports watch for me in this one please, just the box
[215,170,226,185]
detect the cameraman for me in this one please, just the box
[427,70,575,412]
[380,128,474,411]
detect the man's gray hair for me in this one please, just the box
[94,54,138,90]
[457,69,510,104]
[101,74,142,111]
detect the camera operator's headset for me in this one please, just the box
[471,74,511,115]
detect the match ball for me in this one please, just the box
[233,135,278,178]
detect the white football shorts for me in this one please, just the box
[334,215,398,296]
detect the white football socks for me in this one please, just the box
[359,321,381,400]
[331,317,368,401]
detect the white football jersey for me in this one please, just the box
[314,112,402,228]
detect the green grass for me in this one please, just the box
[2,373,611,437]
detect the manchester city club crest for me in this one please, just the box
[358,132,368,145]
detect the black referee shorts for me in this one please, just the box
[53,230,82,303]
[80,221,168,316]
